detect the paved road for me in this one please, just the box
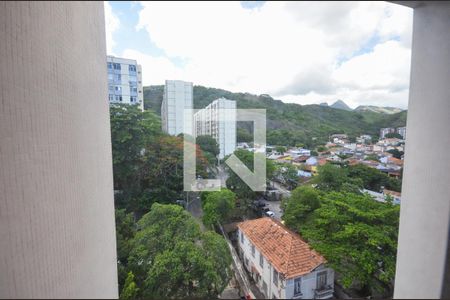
[269,180,291,197]
[186,192,205,231]
[261,198,283,220]
[217,165,228,188]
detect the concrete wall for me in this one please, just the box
[0,2,118,298]
[394,2,450,299]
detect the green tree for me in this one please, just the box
[275,146,287,154]
[129,203,232,299]
[110,104,161,192]
[196,135,220,158]
[348,164,402,192]
[202,189,236,227]
[225,149,275,201]
[297,192,400,296]
[365,154,379,162]
[237,128,253,143]
[115,209,137,291]
[282,186,320,228]
[120,271,139,300]
[384,132,402,139]
[275,163,299,189]
[386,149,404,159]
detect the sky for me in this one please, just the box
[104,1,413,109]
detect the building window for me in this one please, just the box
[108,94,114,101]
[115,86,122,92]
[130,96,136,103]
[114,74,121,81]
[259,253,264,268]
[251,245,255,257]
[129,65,137,72]
[316,271,327,290]
[273,269,278,287]
[294,277,302,296]
[107,62,113,69]
[113,63,121,70]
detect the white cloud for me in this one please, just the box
[104,1,120,55]
[127,1,412,108]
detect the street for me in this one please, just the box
[261,198,283,220]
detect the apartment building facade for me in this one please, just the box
[107,55,143,111]
[194,98,236,159]
[396,126,406,139]
[237,218,334,299]
[161,80,193,135]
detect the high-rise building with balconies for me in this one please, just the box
[107,56,143,111]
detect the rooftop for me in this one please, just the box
[238,217,326,279]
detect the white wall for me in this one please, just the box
[0,2,118,298]
[394,2,450,299]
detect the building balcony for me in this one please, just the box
[314,285,333,299]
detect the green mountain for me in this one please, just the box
[143,85,407,147]
[354,105,404,114]
[330,99,352,111]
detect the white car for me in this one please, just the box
[265,211,275,218]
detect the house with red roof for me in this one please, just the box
[237,217,334,299]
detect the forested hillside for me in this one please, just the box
[144,85,407,147]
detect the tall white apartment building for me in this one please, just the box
[161,80,193,135]
[397,126,406,139]
[107,56,143,111]
[194,98,236,159]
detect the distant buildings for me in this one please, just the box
[107,55,143,111]
[194,98,236,159]
[356,134,372,144]
[161,80,193,136]
[363,188,401,205]
[397,126,407,139]
[380,127,406,139]
[380,127,396,139]
[238,218,334,299]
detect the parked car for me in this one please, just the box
[265,211,275,217]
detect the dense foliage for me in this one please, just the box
[201,189,236,227]
[225,149,275,202]
[314,163,402,193]
[111,104,209,216]
[144,85,407,147]
[283,164,401,297]
[127,203,232,299]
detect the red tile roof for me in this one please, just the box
[238,217,326,279]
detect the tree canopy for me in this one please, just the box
[196,135,220,158]
[128,203,232,299]
[201,189,236,227]
[295,192,399,296]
